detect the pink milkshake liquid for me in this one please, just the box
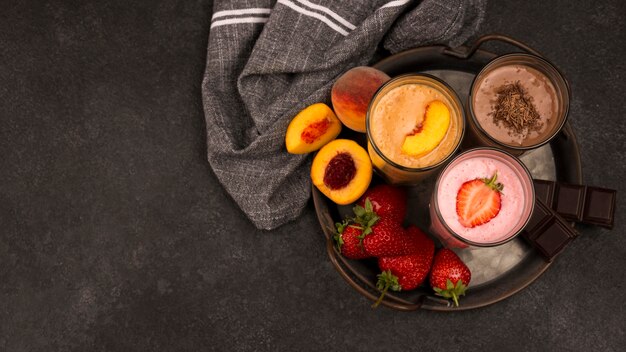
[429,148,535,248]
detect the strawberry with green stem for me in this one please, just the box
[372,226,435,308]
[333,198,382,259]
[352,199,423,257]
[333,219,371,260]
[429,248,471,307]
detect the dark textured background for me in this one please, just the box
[1,0,624,351]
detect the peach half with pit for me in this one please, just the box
[331,66,390,133]
[401,100,451,157]
[311,139,372,205]
[285,103,342,154]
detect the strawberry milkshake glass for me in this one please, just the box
[429,147,535,248]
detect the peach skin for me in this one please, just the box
[331,66,390,133]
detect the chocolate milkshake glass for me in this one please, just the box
[366,74,465,185]
[465,54,570,155]
[429,148,535,248]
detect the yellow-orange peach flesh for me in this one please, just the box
[311,139,373,205]
[285,103,342,154]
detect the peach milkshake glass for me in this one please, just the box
[429,148,535,248]
[366,74,465,185]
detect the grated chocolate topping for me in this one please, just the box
[491,81,543,136]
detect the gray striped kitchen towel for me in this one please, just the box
[202,0,486,230]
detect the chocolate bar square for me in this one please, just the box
[521,197,579,262]
[533,179,556,207]
[522,199,553,240]
[554,184,586,222]
[583,187,616,229]
[533,219,575,261]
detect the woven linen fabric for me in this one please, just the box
[202,0,486,230]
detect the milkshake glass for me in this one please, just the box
[429,148,535,248]
[464,54,570,156]
[366,74,464,185]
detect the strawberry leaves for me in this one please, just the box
[429,249,471,307]
[373,270,401,308]
[482,171,504,193]
[353,198,380,236]
[333,219,350,252]
[432,279,468,307]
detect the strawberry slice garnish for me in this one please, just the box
[456,172,503,228]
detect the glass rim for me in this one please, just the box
[366,73,466,172]
[467,53,570,151]
[431,146,536,247]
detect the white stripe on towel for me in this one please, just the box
[210,17,270,29]
[212,8,272,20]
[294,0,355,30]
[380,0,413,9]
[277,0,350,36]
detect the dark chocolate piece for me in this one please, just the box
[533,219,575,260]
[533,179,616,229]
[583,187,616,229]
[522,200,552,238]
[554,183,586,222]
[521,198,578,262]
[533,179,556,207]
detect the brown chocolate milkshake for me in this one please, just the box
[472,64,558,147]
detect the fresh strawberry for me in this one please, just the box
[405,225,435,252]
[358,184,407,223]
[378,253,432,290]
[351,199,415,257]
[372,227,435,308]
[429,248,471,307]
[456,172,503,228]
[364,221,430,257]
[362,218,411,257]
[333,220,370,259]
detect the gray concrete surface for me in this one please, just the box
[1,0,624,351]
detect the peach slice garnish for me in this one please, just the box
[401,100,451,157]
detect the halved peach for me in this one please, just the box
[401,100,451,156]
[331,66,390,133]
[311,139,372,205]
[285,103,342,154]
